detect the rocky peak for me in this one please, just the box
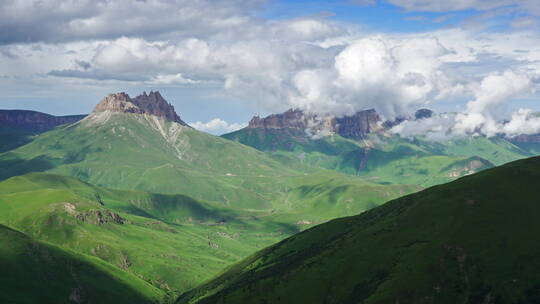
[92,91,187,125]
[333,109,382,139]
[248,109,315,130]
[247,108,382,139]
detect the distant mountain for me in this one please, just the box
[177,155,540,304]
[0,110,86,152]
[247,108,382,139]
[0,92,419,212]
[224,109,537,186]
[0,92,297,207]
[0,109,86,133]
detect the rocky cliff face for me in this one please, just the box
[247,108,382,139]
[248,109,311,130]
[0,110,86,133]
[93,91,187,125]
[333,109,382,138]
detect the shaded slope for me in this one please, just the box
[178,156,540,304]
[0,224,163,304]
[0,126,34,153]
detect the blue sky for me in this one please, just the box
[260,0,476,32]
[0,0,539,135]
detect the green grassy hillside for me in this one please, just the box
[0,113,301,209]
[177,155,540,304]
[223,127,534,186]
[0,112,420,214]
[267,170,420,225]
[0,127,34,153]
[0,173,299,296]
[0,224,164,304]
[0,171,418,300]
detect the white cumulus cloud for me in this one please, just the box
[190,118,246,135]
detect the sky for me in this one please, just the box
[1,0,540,136]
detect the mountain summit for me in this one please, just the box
[93,91,187,125]
[247,108,382,139]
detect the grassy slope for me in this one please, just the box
[268,170,421,225]
[0,113,303,209]
[0,173,297,296]
[0,112,420,218]
[0,224,164,304]
[223,128,534,186]
[178,155,540,304]
[222,128,370,175]
[0,172,418,299]
[0,127,34,153]
[412,136,529,166]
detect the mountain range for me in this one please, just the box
[224,108,540,186]
[1,91,540,303]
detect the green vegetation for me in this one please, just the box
[0,113,301,209]
[268,170,420,224]
[223,127,536,186]
[0,173,294,297]
[0,170,417,302]
[0,127,34,153]
[177,155,540,304]
[0,224,164,304]
[4,110,537,303]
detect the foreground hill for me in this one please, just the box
[0,224,163,304]
[178,156,540,304]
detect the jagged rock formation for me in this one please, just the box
[93,91,187,125]
[246,108,441,140]
[248,109,316,130]
[0,110,86,133]
[247,108,381,139]
[333,109,382,138]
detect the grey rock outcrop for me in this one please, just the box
[93,91,187,125]
[247,108,382,139]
